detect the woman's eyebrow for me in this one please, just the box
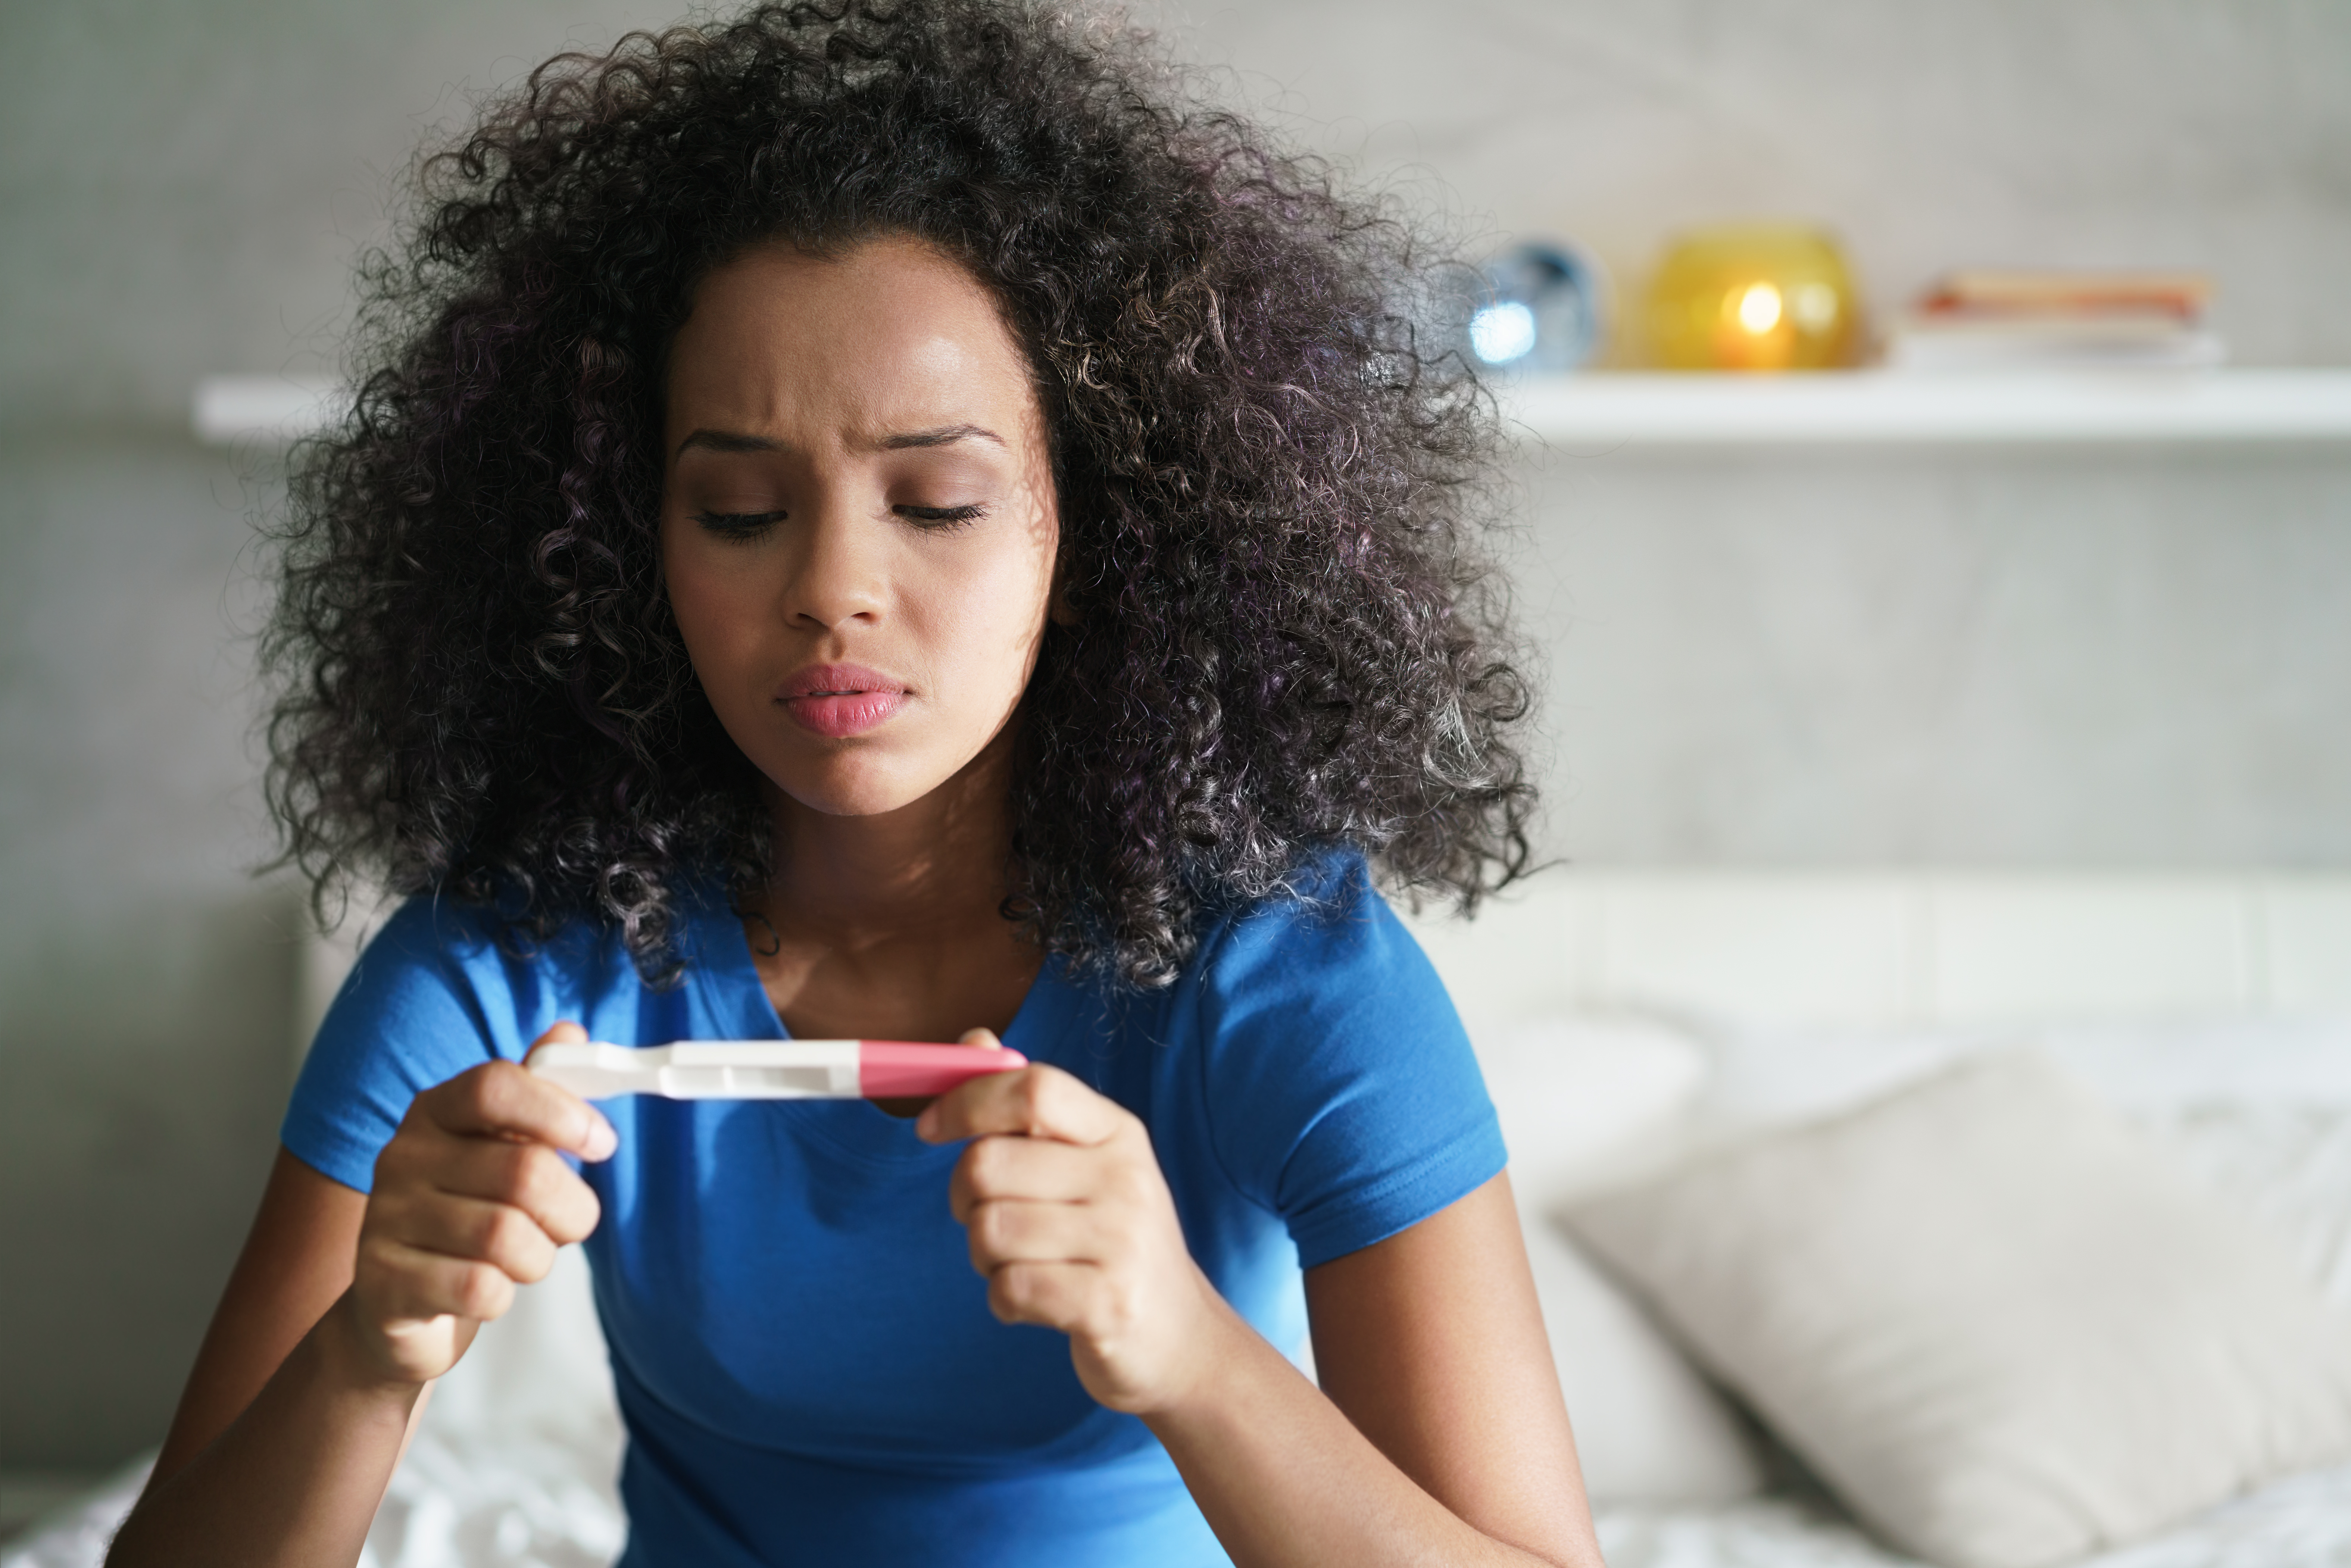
[671,424,1005,460]
[875,424,1005,451]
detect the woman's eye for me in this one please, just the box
[895,503,986,530]
[692,509,786,538]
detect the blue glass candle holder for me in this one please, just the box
[1466,240,1609,374]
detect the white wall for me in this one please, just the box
[1160,0,2351,369]
[1155,0,2351,862]
[1512,446,2351,863]
[0,434,297,1465]
[0,0,2345,1468]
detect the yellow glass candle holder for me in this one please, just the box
[1643,225,1858,372]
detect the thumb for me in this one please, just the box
[521,1020,617,1160]
[958,1027,1006,1051]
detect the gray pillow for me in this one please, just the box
[1561,1053,2351,1568]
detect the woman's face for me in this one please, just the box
[661,237,1060,821]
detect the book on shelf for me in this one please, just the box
[1883,268,2223,371]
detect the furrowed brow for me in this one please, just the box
[674,428,783,461]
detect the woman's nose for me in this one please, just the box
[783,499,886,631]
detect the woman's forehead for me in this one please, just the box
[667,237,1042,452]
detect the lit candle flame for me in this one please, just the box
[1737,282,1783,335]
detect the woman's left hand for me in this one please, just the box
[918,1034,1226,1415]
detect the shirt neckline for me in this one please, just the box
[682,888,1084,1166]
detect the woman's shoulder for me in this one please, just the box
[359,890,514,964]
[1173,849,1470,1090]
[327,885,706,1049]
[359,880,733,977]
[1168,850,1504,1268]
[350,891,611,994]
[1190,850,1437,1008]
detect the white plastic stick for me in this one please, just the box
[525,1039,1026,1100]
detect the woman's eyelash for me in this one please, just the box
[692,509,786,536]
[690,505,984,534]
[896,503,986,529]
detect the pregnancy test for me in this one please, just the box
[525,1040,1028,1101]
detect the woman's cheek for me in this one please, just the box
[986,507,1060,675]
[670,540,762,662]
[661,532,721,652]
[905,542,1043,687]
[965,561,1053,719]
[664,545,780,747]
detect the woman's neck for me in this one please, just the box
[746,726,1042,1043]
[759,724,1020,949]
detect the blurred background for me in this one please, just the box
[3,0,2348,1516]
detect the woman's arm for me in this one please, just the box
[922,1061,1602,1568]
[106,1149,423,1568]
[1165,1173,1599,1567]
[108,1036,612,1568]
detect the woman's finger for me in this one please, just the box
[378,1191,563,1284]
[420,1048,618,1162]
[414,1136,603,1246]
[985,1259,1098,1330]
[359,1236,520,1324]
[964,1196,1114,1274]
[947,1134,1103,1222]
[917,1063,1128,1148]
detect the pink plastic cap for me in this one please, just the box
[857,1040,1028,1099]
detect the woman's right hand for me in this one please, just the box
[335,1021,616,1387]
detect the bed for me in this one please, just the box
[11,870,2351,1568]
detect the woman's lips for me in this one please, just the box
[777,664,908,739]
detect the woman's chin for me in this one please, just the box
[752,719,1014,824]
[767,759,952,821]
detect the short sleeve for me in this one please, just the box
[1192,858,1506,1269]
[281,898,526,1193]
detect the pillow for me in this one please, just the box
[1473,1015,1764,1502]
[2147,1102,2351,1307]
[1561,1053,2351,1568]
[1477,1013,1711,1194]
[1517,1213,1763,1502]
[1687,1013,2351,1313]
[1695,1015,2351,1133]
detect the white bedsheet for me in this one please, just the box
[2,1243,626,1568]
[20,1441,2351,1568]
[1598,1461,2351,1568]
[0,1420,627,1568]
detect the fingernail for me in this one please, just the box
[914,1106,939,1141]
[583,1113,618,1161]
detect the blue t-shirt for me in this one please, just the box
[284,856,1504,1567]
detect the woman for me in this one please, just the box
[111,3,1600,1564]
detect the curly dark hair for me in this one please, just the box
[264,0,1536,988]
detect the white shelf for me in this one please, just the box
[1501,369,2351,447]
[196,370,2351,449]
[193,375,342,445]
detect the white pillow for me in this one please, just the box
[1479,1014,1711,1193]
[1516,1214,1763,1503]
[1688,1013,2351,1314]
[2147,1103,2351,1308]
[1696,1014,2351,1132]
[1474,1015,1764,1502]
[1562,1053,2351,1568]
